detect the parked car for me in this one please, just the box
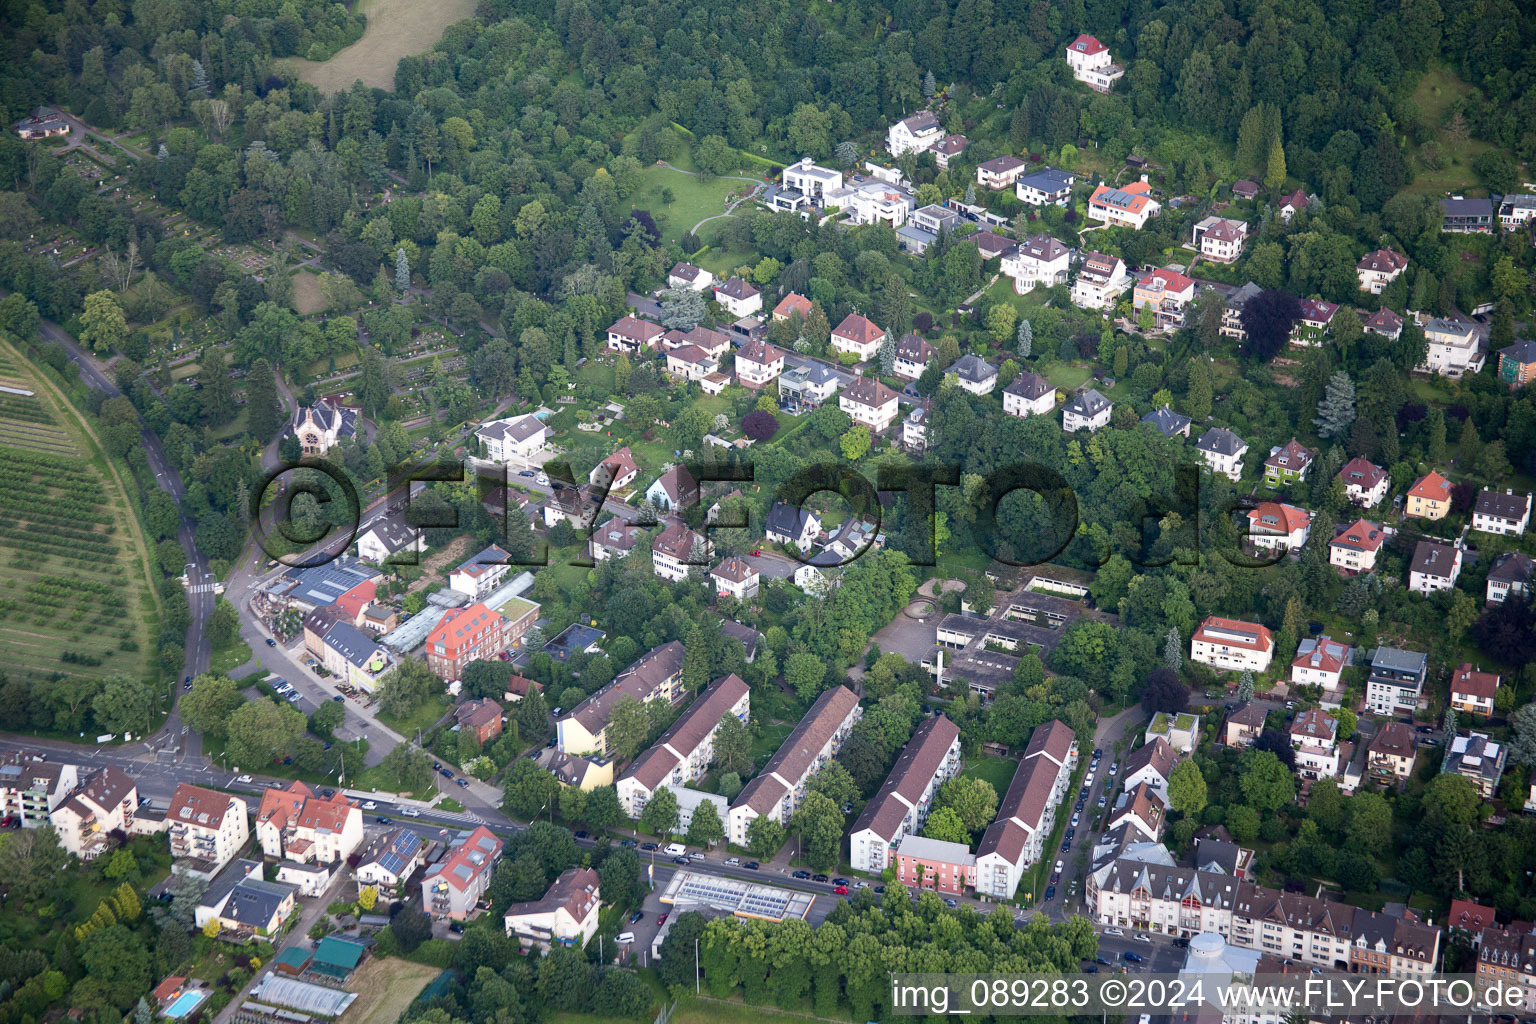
[641,842,658,851]
[1060,840,1071,853]
[617,931,635,945]
[1044,885,1055,900]
[812,874,829,883]
[1134,934,1151,944]
[439,768,454,779]
[376,817,393,825]
[1123,952,1143,963]
[743,861,759,870]
[672,856,687,864]
[657,914,667,926]
[362,801,377,810]
[266,637,276,646]
[234,774,252,783]
[448,922,465,933]
[332,695,344,702]
[456,777,469,788]
[402,808,421,817]
[943,898,957,908]
[619,839,636,848]
[873,885,885,894]
[628,911,643,924]
[574,830,589,839]
[725,857,741,866]
[1104,928,1125,937]
[792,870,811,879]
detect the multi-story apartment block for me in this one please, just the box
[1368,721,1419,786]
[975,721,1075,900]
[1477,926,1536,1013]
[558,641,687,756]
[168,783,250,874]
[1190,617,1275,673]
[1365,647,1428,716]
[1328,518,1386,574]
[617,674,750,818]
[255,781,363,866]
[422,826,502,920]
[0,752,79,828]
[728,686,861,845]
[425,603,508,681]
[849,714,963,873]
[1473,489,1532,536]
[51,766,137,860]
[893,835,977,895]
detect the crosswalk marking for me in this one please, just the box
[189,583,217,594]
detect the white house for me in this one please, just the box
[589,447,639,492]
[652,520,706,583]
[1015,167,1075,206]
[355,827,426,897]
[1245,501,1312,552]
[1087,180,1158,228]
[1472,489,1532,536]
[947,354,998,395]
[356,516,425,565]
[1487,552,1534,605]
[255,781,364,866]
[503,867,601,952]
[887,111,944,157]
[1146,712,1201,754]
[976,155,1028,190]
[1450,664,1499,718]
[449,544,515,599]
[1071,252,1129,309]
[975,721,1076,900]
[1289,710,1340,780]
[1108,783,1166,842]
[714,278,762,318]
[667,262,713,291]
[929,134,969,168]
[840,180,913,227]
[1356,249,1408,295]
[168,783,250,874]
[665,344,716,381]
[903,403,929,452]
[1002,234,1071,293]
[1338,457,1389,507]
[606,315,664,353]
[51,767,137,860]
[1195,428,1248,482]
[709,557,760,601]
[1003,372,1056,418]
[764,501,821,549]
[1292,636,1354,703]
[646,464,698,512]
[831,313,887,361]
[1062,389,1112,432]
[735,338,786,388]
[781,159,844,200]
[1064,34,1124,92]
[1417,314,1485,377]
[848,716,964,873]
[893,333,935,380]
[1120,738,1177,802]
[477,413,548,463]
[1408,540,1461,595]
[1189,617,1274,673]
[1328,518,1386,574]
[1190,217,1248,263]
[840,376,900,433]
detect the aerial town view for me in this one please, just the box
[0,0,1535,1022]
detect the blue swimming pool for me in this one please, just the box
[163,990,209,1019]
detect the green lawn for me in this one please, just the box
[209,638,253,675]
[1042,363,1093,392]
[749,721,793,769]
[376,693,453,738]
[960,755,1018,803]
[632,166,756,247]
[1402,65,1522,196]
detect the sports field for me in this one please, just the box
[282,0,478,92]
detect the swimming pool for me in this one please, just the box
[163,990,209,1019]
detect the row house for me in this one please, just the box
[1364,647,1428,716]
[1291,636,1353,705]
[1408,539,1461,595]
[425,603,509,681]
[1190,617,1275,673]
[1003,372,1056,418]
[1477,927,1536,1013]
[354,827,426,898]
[893,835,976,895]
[1356,249,1408,294]
[1070,252,1130,309]
[617,673,750,818]
[1107,782,1166,842]
[652,520,707,583]
[840,376,901,433]
[606,316,664,354]
[831,313,887,361]
[727,686,861,845]
[1196,428,1249,482]
[1263,438,1314,487]
[51,766,137,860]
[1015,167,1075,206]
[1062,388,1112,432]
[976,155,1027,190]
[1450,664,1500,718]
[1328,518,1385,574]
[1065,34,1125,92]
[168,783,249,874]
[849,714,963,872]
[1087,180,1159,229]
[255,781,363,866]
[1443,732,1506,798]
[1406,470,1452,520]
[1133,268,1196,330]
[1090,857,1243,940]
[1473,489,1532,536]
[1488,551,1535,605]
[558,641,687,756]
[893,333,935,379]
[1245,501,1311,552]
[1002,234,1071,293]
[1191,216,1248,263]
[1418,314,1485,376]
[1338,457,1388,507]
[975,721,1076,900]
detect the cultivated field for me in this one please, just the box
[282,0,478,92]
[344,957,441,1024]
[0,340,157,685]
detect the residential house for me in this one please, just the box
[830,313,887,361]
[1263,438,1315,487]
[1196,428,1249,481]
[727,686,861,845]
[476,414,548,464]
[1002,233,1071,293]
[652,520,707,583]
[557,642,687,756]
[1444,732,1506,798]
[1292,637,1354,704]
[1015,167,1076,206]
[1338,457,1389,507]
[1419,314,1486,376]
[1365,647,1428,716]
[838,179,913,227]
[1064,34,1124,92]
[1368,722,1419,786]
[51,766,137,860]
[1232,180,1260,200]
[589,447,640,492]
[893,333,936,379]
[1062,389,1113,432]
[969,230,1017,261]
[1223,705,1268,749]
[1328,518,1386,573]
[425,603,508,681]
[548,752,613,791]
[617,674,750,819]
[422,827,503,920]
[503,866,601,951]
[456,698,505,746]
[1357,249,1408,294]
[764,501,822,549]
[1003,372,1057,418]
[975,721,1077,900]
[734,337,786,388]
[887,111,944,157]
[906,205,962,246]
[903,403,929,452]
[893,835,976,895]
[199,866,297,941]
[667,262,712,291]
[168,784,249,874]
[771,293,814,323]
[1190,617,1275,673]
[1365,307,1405,340]
[287,401,358,456]
[354,827,426,897]
[503,675,542,704]
[646,464,698,512]
[947,354,998,395]
[849,715,963,873]
[1473,489,1532,536]
[1290,299,1338,345]
[1141,406,1192,438]
[665,344,716,382]
[1133,267,1196,330]
[590,521,647,563]
[840,376,901,433]
[0,754,79,828]
[1147,712,1201,754]
[1499,339,1536,387]
[1121,737,1178,800]
[778,362,841,412]
[1406,471,1452,520]
[713,278,762,318]
[929,134,969,169]
[1071,252,1130,309]
[976,155,1027,190]
[356,516,424,565]
[448,545,514,599]
[1487,552,1535,605]
[1441,196,1494,233]
[255,781,363,865]
[1087,180,1159,228]
[709,557,760,601]
[1279,189,1310,222]
[1290,710,1340,780]
[781,159,843,201]
[605,316,665,354]
[1219,282,1264,340]
[1108,783,1166,841]
[1191,217,1248,263]
[1450,664,1500,718]
[1408,539,1461,595]
[1476,926,1536,1011]
[1498,194,1536,231]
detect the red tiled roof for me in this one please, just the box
[1357,248,1408,273]
[773,293,813,319]
[1146,267,1194,293]
[1247,501,1310,536]
[1451,664,1499,700]
[1338,457,1385,490]
[1292,636,1351,675]
[1330,517,1385,553]
[1192,616,1274,653]
[1068,33,1107,54]
[833,313,886,346]
[1408,470,1451,502]
[426,603,502,659]
[608,316,663,342]
[169,783,239,829]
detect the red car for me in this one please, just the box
[833,885,849,895]
[657,914,667,926]
[750,549,762,557]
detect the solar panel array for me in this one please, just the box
[660,870,813,922]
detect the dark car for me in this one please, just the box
[1061,840,1071,853]
[641,842,658,851]
[439,768,453,779]
[619,839,636,848]
[1044,885,1055,900]
[1124,952,1143,963]
[628,911,643,924]
[673,856,688,864]
[266,637,277,646]
[1085,965,1098,973]
[812,874,829,883]
[433,762,442,770]
[873,885,885,894]
[376,816,393,825]
[448,922,465,934]
[832,877,849,887]
[332,695,344,702]
[943,898,956,908]
[657,914,667,925]
[1065,828,1075,839]
[456,777,469,788]
[1093,748,1102,758]
[1173,937,1191,948]
[574,830,590,839]
[744,861,759,870]
[792,870,812,879]
[1095,957,1112,967]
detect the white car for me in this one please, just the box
[725,857,740,866]
[1104,927,1125,937]
[401,807,422,817]
[1134,933,1151,943]
[617,931,635,944]
[535,472,549,486]
[1071,812,1080,826]
[235,774,252,783]
[363,801,377,811]
[1054,860,1064,874]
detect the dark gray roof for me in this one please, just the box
[1141,407,1191,437]
[1441,197,1494,216]
[948,353,997,383]
[1489,551,1535,584]
[1475,489,1531,521]
[1017,168,1074,193]
[1223,282,1263,310]
[1410,539,1458,578]
[1005,372,1053,400]
[322,621,385,669]
[1196,427,1247,456]
[765,501,816,539]
[1064,389,1110,416]
[1370,646,1427,675]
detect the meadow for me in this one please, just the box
[280,0,478,92]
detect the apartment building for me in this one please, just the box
[975,721,1076,900]
[503,866,601,951]
[1190,617,1275,673]
[893,835,976,895]
[255,781,363,866]
[728,685,861,845]
[839,376,901,433]
[168,783,250,874]
[617,673,750,818]
[1364,647,1428,716]
[558,641,687,756]
[848,714,963,873]
[1477,926,1536,1013]
[425,603,508,681]
[354,826,426,897]
[51,766,137,860]
[1367,721,1419,787]
[422,826,503,920]
[1070,252,1129,309]
[1002,234,1071,293]
[0,752,79,828]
